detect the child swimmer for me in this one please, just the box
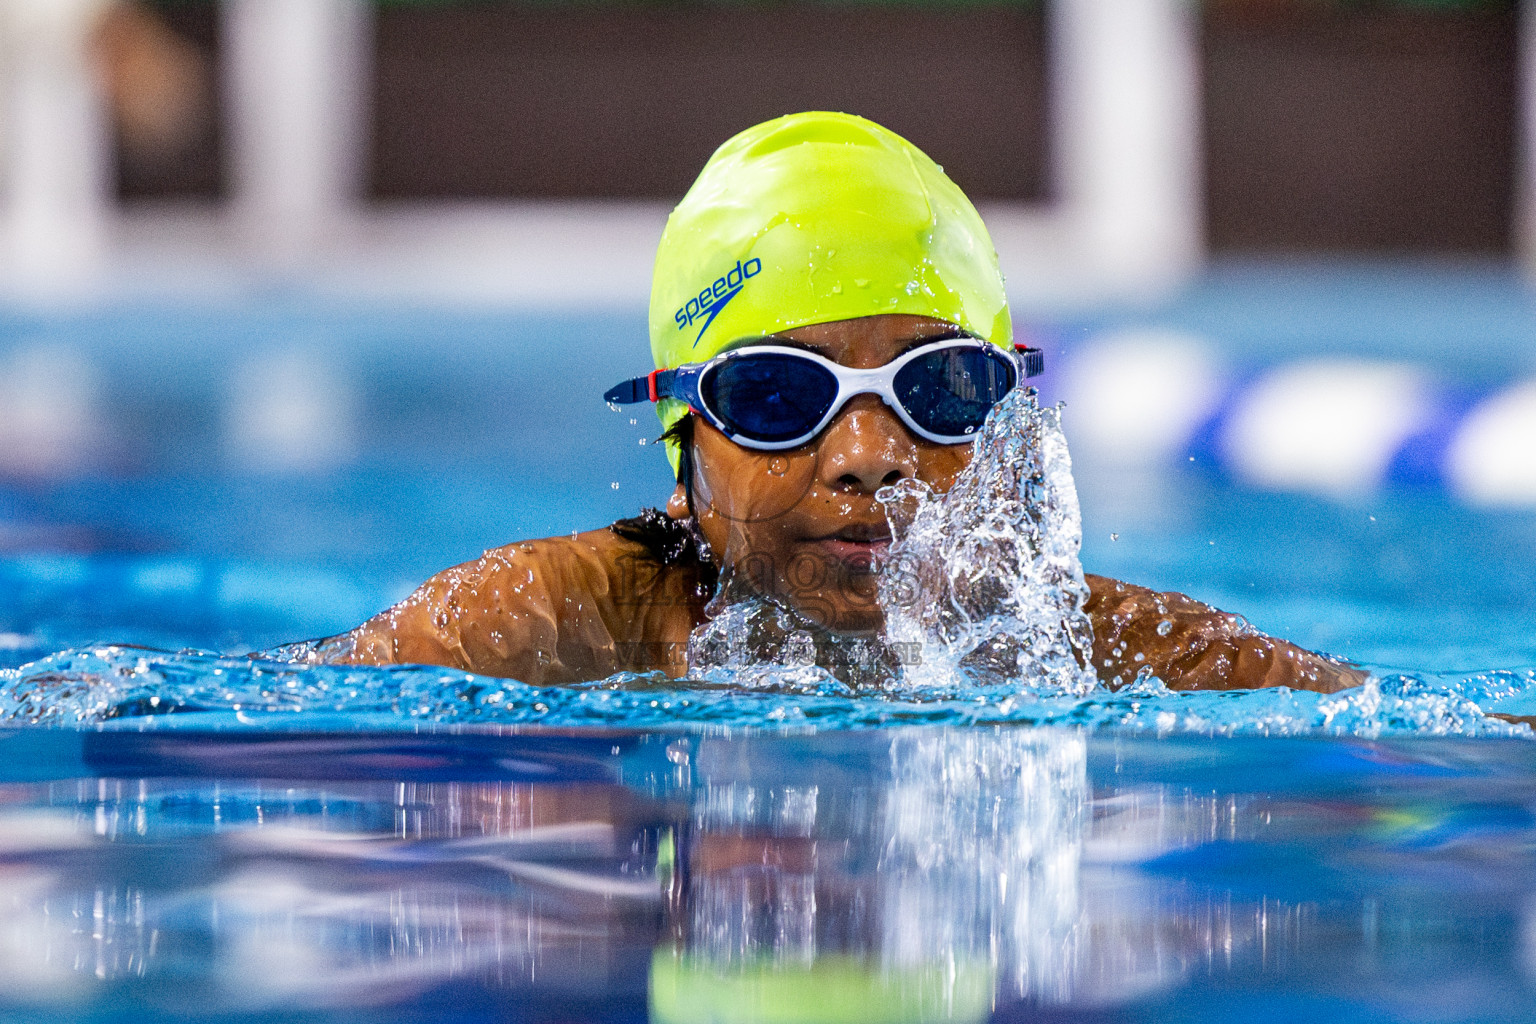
[314,112,1360,694]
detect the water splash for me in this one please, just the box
[685,387,1095,699]
[685,576,896,695]
[0,645,1528,737]
[877,388,1097,697]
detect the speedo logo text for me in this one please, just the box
[675,258,762,345]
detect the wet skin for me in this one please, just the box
[675,314,969,634]
[317,315,1365,694]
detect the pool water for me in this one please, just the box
[0,273,1535,1019]
[2,727,1536,1023]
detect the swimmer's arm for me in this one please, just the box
[1085,574,1364,694]
[312,529,697,684]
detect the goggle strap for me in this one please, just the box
[603,377,650,405]
[652,368,678,402]
[1013,345,1045,378]
[604,368,680,405]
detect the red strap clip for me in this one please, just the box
[647,368,662,403]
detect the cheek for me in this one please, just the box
[915,444,971,491]
[691,434,819,527]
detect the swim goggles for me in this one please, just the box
[604,336,1044,450]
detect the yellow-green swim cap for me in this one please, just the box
[648,111,1012,471]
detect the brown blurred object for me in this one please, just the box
[692,834,819,875]
[1205,0,1516,23]
[1203,0,1366,23]
[93,0,223,199]
[369,4,1049,202]
[1204,2,1517,253]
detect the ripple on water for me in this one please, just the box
[0,646,1528,736]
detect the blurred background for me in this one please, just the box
[0,0,1532,671]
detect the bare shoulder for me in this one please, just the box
[1084,573,1362,694]
[309,531,610,671]
[376,528,631,632]
[314,526,703,682]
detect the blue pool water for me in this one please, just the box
[0,267,1535,1019]
[1,727,1535,1023]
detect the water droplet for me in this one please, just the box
[831,283,842,294]
[606,401,621,412]
[629,418,637,426]
[611,482,620,490]
[1188,456,1196,462]
[854,278,870,288]
[1109,533,1119,542]
[1208,539,1215,545]
[1368,515,1376,522]
[1156,619,1173,636]
[638,437,648,446]
[768,456,788,477]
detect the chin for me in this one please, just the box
[808,602,884,637]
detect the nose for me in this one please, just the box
[816,394,919,493]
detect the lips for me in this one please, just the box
[818,523,891,544]
[806,523,892,567]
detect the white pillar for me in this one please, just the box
[0,0,112,291]
[1516,0,1536,277]
[1050,0,1204,295]
[222,0,371,261]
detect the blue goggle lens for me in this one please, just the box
[893,346,1017,437]
[701,353,840,444]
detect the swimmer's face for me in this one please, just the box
[668,314,973,633]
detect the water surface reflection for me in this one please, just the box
[0,728,1529,1021]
